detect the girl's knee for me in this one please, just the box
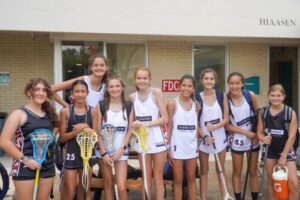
[118,184,127,194]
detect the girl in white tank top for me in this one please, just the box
[97,75,132,200]
[51,54,108,108]
[167,75,199,200]
[129,67,168,200]
[197,68,229,200]
[226,72,260,200]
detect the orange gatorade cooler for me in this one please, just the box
[272,165,288,200]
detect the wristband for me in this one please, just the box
[122,145,127,151]
[101,152,108,157]
[19,153,24,163]
[280,153,287,159]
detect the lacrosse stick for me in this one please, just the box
[133,126,149,200]
[30,129,54,200]
[76,130,98,197]
[258,129,271,200]
[209,131,233,200]
[242,144,253,200]
[100,124,119,200]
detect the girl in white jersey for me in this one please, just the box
[97,74,132,200]
[167,74,199,200]
[225,72,259,200]
[197,68,229,200]
[130,67,168,200]
[51,54,108,108]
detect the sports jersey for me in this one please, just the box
[199,92,227,154]
[64,105,93,169]
[170,98,198,159]
[229,96,259,151]
[84,75,106,108]
[133,89,167,154]
[98,107,129,161]
[12,106,55,179]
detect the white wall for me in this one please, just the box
[0,0,300,38]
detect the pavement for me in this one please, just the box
[1,153,299,200]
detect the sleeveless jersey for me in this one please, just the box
[64,105,93,169]
[133,89,167,154]
[199,92,227,154]
[264,109,289,155]
[12,106,54,178]
[229,97,259,151]
[98,108,129,161]
[170,98,198,159]
[84,75,106,108]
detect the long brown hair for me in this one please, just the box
[25,78,59,127]
[103,74,127,122]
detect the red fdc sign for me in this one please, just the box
[162,79,180,92]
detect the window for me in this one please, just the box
[107,43,145,95]
[62,41,103,102]
[193,45,226,92]
[62,41,145,100]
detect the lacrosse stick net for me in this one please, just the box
[76,130,98,191]
[30,129,54,200]
[100,124,119,200]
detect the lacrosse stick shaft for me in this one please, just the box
[258,144,269,200]
[242,145,253,200]
[33,169,40,200]
[111,164,119,200]
[209,132,233,200]
[142,152,149,200]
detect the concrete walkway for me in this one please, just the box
[1,153,299,200]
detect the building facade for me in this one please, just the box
[0,0,300,115]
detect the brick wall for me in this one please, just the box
[0,32,54,114]
[148,40,193,102]
[228,43,269,106]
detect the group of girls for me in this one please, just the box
[0,53,298,200]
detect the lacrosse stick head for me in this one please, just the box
[100,124,116,155]
[76,130,98,162]
[133,126,148,152]
[30,129,54,165]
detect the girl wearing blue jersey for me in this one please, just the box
[167,74,199,200]
[98,74,132,200]
[0,78,59,200]
[226,72,259,200]
[52,54,109,108]
[59,80,98,200]
[257,84,298,200]
[197,68,229,200]
[130,67,169,200]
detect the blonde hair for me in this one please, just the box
[268,84,286,96]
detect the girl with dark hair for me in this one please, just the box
[59,80,99,200]
[130,66,169,200]
[0,78,59,200]
[257,84,299,200]
[226,72,260,200]
[167,74,199,200]
[51,53,109,108]
[97,74,133,200]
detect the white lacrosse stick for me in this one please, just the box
[100,124,119,200]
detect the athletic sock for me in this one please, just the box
[251,192,258,200]
[234,192,241,200]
